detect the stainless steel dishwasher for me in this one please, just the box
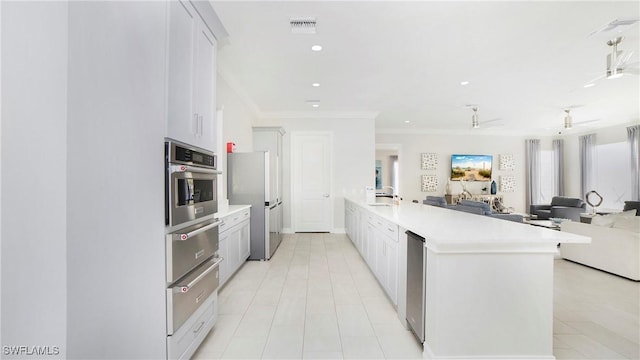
[406,231,426,343]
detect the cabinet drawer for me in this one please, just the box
[219,209,251,234]
[167,257,221,335]
[167,291,217,360]
[367,214,398,241]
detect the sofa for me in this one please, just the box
[452,200,523,223]
[530,196,586,221]
[423,196,448,207]
[560,210,640,281]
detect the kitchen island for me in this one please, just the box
[345,197,590,360]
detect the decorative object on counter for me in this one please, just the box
[421,152,438,170]
[445,179,452,195]
[500,175,515,192]
[585,190,603,215]
[499,154,514,170]
[421,175,438,192]
[490,180,497,194]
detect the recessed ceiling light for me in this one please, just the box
[584,83,595,88]
[404,120,411,124]
[312,83,320,87]
[312,104,319,108]
[311,45,323,51]
[460,81,470,86]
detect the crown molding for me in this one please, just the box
[260,111,379,120]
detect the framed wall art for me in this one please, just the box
[421,175,438,192]
[499,154,514,171]
[500,175,516,192]
[421,153,438,170]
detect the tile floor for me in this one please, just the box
[194,233,639,360]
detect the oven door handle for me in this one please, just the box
[170,164,222,175]
[177,257,223,293]
[173,220,222,241]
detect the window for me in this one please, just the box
[593,142,631,210]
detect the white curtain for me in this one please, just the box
[579,133,596,199]
[525,139,541,210]
[552,139,565,196]
[628,125,640,200]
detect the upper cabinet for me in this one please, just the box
[167,0,218,151]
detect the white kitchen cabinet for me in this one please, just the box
[218,207,251,287]
[345,199,398,304]
[363,209,399,305]
[167,0,217,151]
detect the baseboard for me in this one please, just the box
[423,343,555,359]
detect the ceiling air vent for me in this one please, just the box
[290,17,316,34]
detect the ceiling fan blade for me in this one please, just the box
[618,51,634,66]
[481,118,504,128]
[575,119,601,127]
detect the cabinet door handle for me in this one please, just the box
[193,113,199,136]
[199,115,204,137]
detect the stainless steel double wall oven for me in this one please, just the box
[165,139,222,335]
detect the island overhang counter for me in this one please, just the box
[344,197,590,360]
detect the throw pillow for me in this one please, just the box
[612,216,640,233]
[590,209,637,228]
[591,215,614,227]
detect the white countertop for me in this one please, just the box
[215,204,251,219]
[347,197,590,253]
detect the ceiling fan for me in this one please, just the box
[562,108,600,130]
[585,36,639,86]
[469,106,503,129]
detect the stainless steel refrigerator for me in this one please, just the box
[227,152,282,260]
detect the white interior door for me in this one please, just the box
[292,132,332,232]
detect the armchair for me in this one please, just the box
[623,201,640,216]
[530,196,586,221]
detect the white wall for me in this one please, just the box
[217,74,258,203]
[66,2,167,358]
[1,1,68,356]
[562,121,638,199]
[376,132,527,213]
[261,117,375,233]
